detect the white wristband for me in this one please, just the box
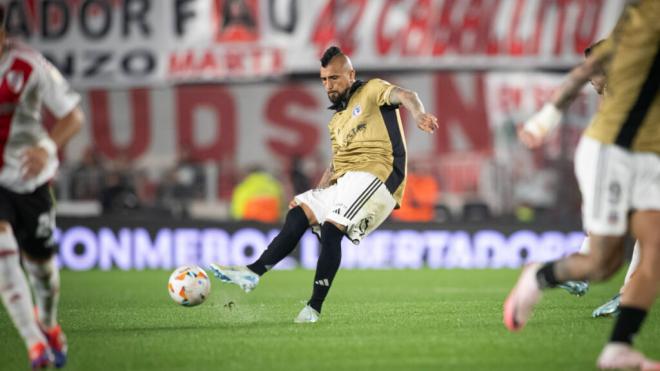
[523,103,562,138]
[37,137,58,157]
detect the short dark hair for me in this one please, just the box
[584,39,605,57]
[320,46,343,67]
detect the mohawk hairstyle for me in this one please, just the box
[320,46,343,67]
[584,39,605,57]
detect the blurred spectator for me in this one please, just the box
[69,147,106,200]
[231,167,283,223]
[100,171,139,214]
[155,152,207,218]
[391,164,439,222]
[100,156,140,214]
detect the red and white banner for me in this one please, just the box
[6,0,623,87]
[61,72,600,175]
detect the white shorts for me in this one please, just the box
[294,171,396,244]
[575,136,660,236]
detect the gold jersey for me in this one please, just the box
[585,0,660,153]
[328,79,407,206]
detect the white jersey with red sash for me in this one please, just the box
[0,41,80,193]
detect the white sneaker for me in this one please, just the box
[209,264,259,293]
[597,342,660,370]
[294,305,320,324]
[503,263,543,332]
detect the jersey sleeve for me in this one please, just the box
[36,56,81,119]
[589,36,615,62]
[370,79,397,107]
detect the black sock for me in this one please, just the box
[308,223,343,313]
[247,206,308,276]
[536,262,560,289]
[610,306,647,345]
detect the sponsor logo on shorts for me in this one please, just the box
[608,182,621,204]
[608,211,619,225]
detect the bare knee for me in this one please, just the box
[297,203,318,225]
[0,221,11,233]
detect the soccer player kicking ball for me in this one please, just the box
[211,46,438,323]
[505,1,660,369]
[518,40,641,318]
[0,7,84,369]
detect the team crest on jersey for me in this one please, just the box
[352,104,362,117]
[5,71,25,94]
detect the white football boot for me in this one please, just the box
[597,343,660,370]
[294,305,320,324]
[592,294,621,318]
[557,280,589,297]
[209,264,259,293]
[503,263,543,332]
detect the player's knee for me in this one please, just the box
[325,220,346,233]
[0,228,18,253]
[585,254,622,281]
[297,203,317,225]
[0,221,11,232]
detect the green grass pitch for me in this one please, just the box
[1,268,658,370]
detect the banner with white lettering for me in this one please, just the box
[6,0,623,87]
[55,218,585,270]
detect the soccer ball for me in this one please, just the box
[167,265,211,306]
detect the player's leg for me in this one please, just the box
[504,137,630,332]
[247,204,315,275]
[295,220,345,323]
[557,236,590,296]
[296,172,396,323]
[592,240,639,318]
[597,212,660,369]
[210,192,320,291]
[17,184,67,368]
[623,240,640,287]
[0,222,51,369]
[504,235,624,331]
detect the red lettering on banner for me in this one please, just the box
[176,85,236,162]
[226,50,244,73]
[507,0,526,55]
[375,0,604,58]
[553,0,571,55]
[311,0,367,56]
[265,86,320,157]
[376,0,398,55]
[402,0,432,56]
[90,89,150,159]
[168,48,283,79]
[499,85,523,112]
[532,86,556,109]
[199,51,219,71]
[433,73,490,154]
[574,1,602,54]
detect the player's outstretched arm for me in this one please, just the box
[21,106,84,180]
[388,87,438,134]
[519,50,610,149]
